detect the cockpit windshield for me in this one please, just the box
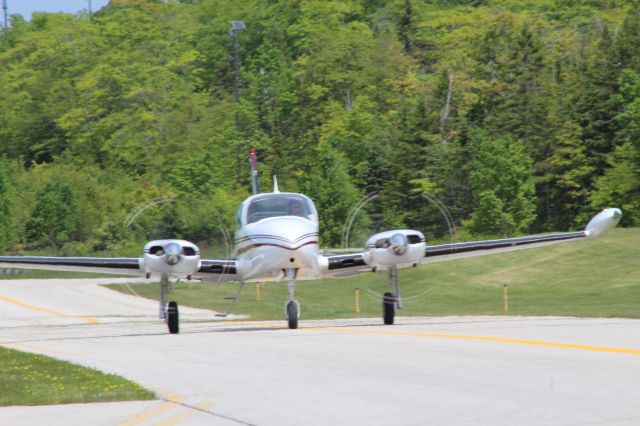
[245,194,317,224]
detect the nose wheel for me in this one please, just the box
[159,273,180,334]
[284,268,300,329]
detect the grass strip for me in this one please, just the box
[0,346,155,406]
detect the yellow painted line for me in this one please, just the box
[153,400,215,426]
[221,320,281,326]
[118,392,184,426]
[82,316,99,324]
[0,294,99,324]
[217,321,285,329]
[312,327,640,356]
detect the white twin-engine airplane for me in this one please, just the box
[0,149,623,333]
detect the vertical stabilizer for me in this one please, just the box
[249,147,259,195]
[2,0,8,30]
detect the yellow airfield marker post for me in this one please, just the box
[355,288,361,313]
[503,284,508,313]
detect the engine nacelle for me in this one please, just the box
[364,230,426,268]
[140,239,201,277]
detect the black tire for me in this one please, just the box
[167,301,179,334]
[287,301,299,329]
[383,292,395,325]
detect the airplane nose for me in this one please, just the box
[164,243,182,265]
[278,220,318,248]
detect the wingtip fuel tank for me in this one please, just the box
[585,208,622,238]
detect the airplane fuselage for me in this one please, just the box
[234,216,320,279]
[233,192,321,280]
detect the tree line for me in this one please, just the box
[0,0,638,255]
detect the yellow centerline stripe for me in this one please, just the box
[118,392,184,426]
[220,320,285,327]
[153,400,215,426]
[0,294,98,324]
[313,327,640,356]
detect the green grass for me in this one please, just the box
[0,269,124,280]
[107,228,640,320]
[0,346,155,406]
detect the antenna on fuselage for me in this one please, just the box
[273,175,280,193]
[249,147,259,195]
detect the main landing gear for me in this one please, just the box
[383,265,402,325]
[284,268,300,329]
[167,301,179,334]
[159,273,180,334]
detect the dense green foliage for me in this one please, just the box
[0,346,155,405]
[1,0,639,254]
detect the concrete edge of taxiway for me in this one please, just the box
[0,400,161,426]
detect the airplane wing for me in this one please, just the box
[320,231,587,277]
[0,238,240,282]
[0,256,143,276]
[323,208,622,275]
[194,259,240,282]
[0,209,621,280]
[422,231,586,262]
[0,255,241,280]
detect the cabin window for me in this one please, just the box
[246,194,315,224]
[182,247,196,256]
[407,234,422,244]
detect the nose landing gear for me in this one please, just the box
[286,300,300,329]
[159,273,180,334]
[383,292,395,325]
[167,300,179,334]
[383,265,401,325]
[284,268,300,329]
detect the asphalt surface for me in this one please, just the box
[2,278,640,425]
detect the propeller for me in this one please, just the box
[387,233,408,256]
[163,242,182,265]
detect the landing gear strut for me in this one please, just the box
[383,265,401,325]
[284,268,300,329]
[159,273,180,334]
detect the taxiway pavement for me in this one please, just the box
[2,278,640,425]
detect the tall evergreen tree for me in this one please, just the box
[379,98,435,230]
[301,144,361,246]
[546,122,595,229]
[486,24,549,157]
[465,131,536,236]
[591,69,640,226]
[571,26,623,168]
[616,6,640,72]
[398,0,416,54]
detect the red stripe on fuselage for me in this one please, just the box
[236,240,318,256]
